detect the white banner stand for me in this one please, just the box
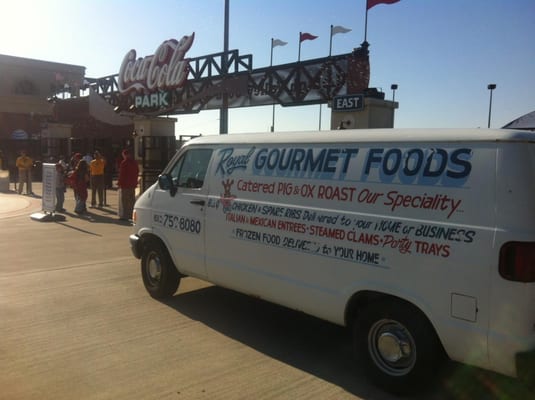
[31,163,66,222]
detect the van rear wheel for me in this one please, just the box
[141,240,180,299]
[353,300,445,394]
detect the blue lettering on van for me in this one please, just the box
[362,147,472,186]
[253,147,359,177]
[216,147,256,175]
[214,145,472,187]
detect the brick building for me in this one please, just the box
[0,54,133,181]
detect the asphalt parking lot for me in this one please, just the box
[0,183,532,400]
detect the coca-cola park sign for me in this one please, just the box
[118,33,194,94]
[109,32,369,115]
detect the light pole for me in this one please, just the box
[219,0,229,134]
[391,84,398,102]
[487,84,496,128]
[391,84,398,127]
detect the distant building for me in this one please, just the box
[0,54,133,180]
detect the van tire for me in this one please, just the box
[141,240,180,299]
[353,300,444,394]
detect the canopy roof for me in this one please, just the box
[502,110,535,130]
[88,89,132,126]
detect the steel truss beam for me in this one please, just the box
[60,44,370,117]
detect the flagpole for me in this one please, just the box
[270,38,275,132]
[270,38,274,66]
[298,32,301,62]
[329,25,333,57]
[364,7,369,42]
[325,25,332,128]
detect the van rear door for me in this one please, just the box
[490,141,535,376]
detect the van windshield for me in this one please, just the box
[170,148,213,189]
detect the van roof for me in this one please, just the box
[184,129,535,146]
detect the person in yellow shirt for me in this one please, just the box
[16,150,33,195]
[89,151,106,207]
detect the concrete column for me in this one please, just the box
[133,117,177,191]
[331,98,398,130]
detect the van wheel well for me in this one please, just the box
[345,291,386,330]
[139,234,185,278]
[344,290,447,360]
[345,291,440,337]
[140,233,165,252]
[346,291,447,394]
[140,236,181,299]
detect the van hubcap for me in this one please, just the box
[368,319,416,375]
[147,254,162,284]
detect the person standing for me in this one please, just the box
[70,152,82,171]
[117,149,139,221]
[16,150,33,195]
[55,162,66,212]
[83,152,93,165]
[71,159,89,214]
[89,151,106,208]
[58,155,68,170]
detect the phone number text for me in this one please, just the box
[153,213,201,234]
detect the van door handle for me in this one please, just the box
[190,200,205,206]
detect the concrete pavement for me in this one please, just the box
[0,182,124,220]
[0,187,43,219]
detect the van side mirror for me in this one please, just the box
[158,173,177,197]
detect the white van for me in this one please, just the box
[130,129,534,393]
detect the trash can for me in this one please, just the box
[0,170,9,192]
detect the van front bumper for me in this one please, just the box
[516,348,535,387]
[129,234,142,259]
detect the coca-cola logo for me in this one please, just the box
[118,33,195,94]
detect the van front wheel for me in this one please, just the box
[141,240,180,299]
[353,300,444,394]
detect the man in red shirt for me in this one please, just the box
[117,149,139,220]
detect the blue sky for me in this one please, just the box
[2,0,534,135]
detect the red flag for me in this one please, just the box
[367,0,400,10]
[300,32,318,42]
